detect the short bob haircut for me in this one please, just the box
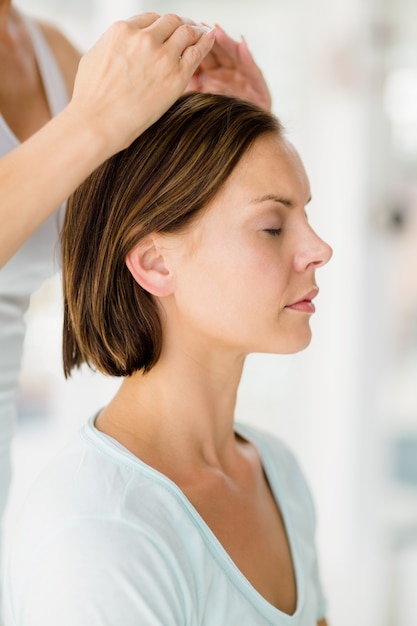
[62,92,283,378]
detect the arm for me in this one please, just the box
[0,13,215,268]
[318,619,328,626]
[187,25,272,110]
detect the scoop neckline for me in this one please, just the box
[82,415,304,623]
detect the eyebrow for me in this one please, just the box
[250,193,312,208]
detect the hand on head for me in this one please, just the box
[68,12,271,160]
[187,24,272,110]
[67,13,216,156]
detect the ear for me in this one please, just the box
[125,235,174,297]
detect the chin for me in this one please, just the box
[292,332,313,353]
[266,330,313,355]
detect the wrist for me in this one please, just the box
[58,103,113,166]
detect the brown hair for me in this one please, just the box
[62,92,283,377]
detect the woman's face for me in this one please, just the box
[161,132,333,358]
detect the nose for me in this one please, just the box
[294,226,333,272]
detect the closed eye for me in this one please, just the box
[264,228,282,236]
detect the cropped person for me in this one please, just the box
[5,91,331,625]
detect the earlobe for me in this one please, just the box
[125,236,173,297]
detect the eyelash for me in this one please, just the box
[264,228,282,236]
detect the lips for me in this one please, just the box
[286,288,319,313]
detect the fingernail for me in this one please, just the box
[199,24,214,33]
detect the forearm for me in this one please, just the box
[0,107,109,268]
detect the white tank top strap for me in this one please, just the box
[0,115,17,153]
[23,16,69,116]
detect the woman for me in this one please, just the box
[5,92,331,625]
[0,7,271,617]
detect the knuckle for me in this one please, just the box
[110,20,132,38]
[138,30,156,53]
[163,13,182,28]
[185,45,203,66]
[179,23,201,44]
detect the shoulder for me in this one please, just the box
[6,433,192,624]
[7,515,187,625]
[35,19,81,96]
[10,425,205,559]
[19,428,178,528]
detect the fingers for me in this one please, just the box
[168,22,215,57]
[183,23,272,110]
[146,13,196,43]
[197,26,241,71]
[235,35,259,72]
[127,13,160,29]
[186,72,202,92]
[211,26,241,65]
[180,29,216,76]
[138,14,216,71]
[149,18,216,78]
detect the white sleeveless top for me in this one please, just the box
[0,17,69,513]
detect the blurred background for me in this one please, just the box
[4,1,417,624]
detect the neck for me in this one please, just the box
[97,349,246,473]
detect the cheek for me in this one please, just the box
[173,255,245,335]
[175,233,292,320]
[245,247,292,301]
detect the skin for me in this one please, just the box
[0,3,80,141]
[97,133,332,621]
[0,6,271,268]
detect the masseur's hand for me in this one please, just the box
[187,24,271,110]
[67,13,216,156]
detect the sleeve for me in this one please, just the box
[17,518,189,626]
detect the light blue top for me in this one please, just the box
[5,417,326,626]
